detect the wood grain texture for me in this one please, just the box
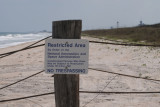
[52,20,82,107]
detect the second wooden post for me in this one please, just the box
[52,20,82,107]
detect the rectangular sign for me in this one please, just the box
[45,39,89,74]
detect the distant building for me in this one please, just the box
[139,21,144,26]
[40,30,48,33]
[117,21,119,28]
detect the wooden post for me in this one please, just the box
[52,20,82,107]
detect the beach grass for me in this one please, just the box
[82,23,160,45]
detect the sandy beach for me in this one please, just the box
[0,36,160,107]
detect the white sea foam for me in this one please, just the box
[0,32,51,48]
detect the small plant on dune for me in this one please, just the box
[107,46,110,49]
[133,49,138,52]
[144,76,150,79]
[142,64,147,66]
[139,73,142,77]
[115,48,119,52]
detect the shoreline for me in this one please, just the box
[0,32,51,49]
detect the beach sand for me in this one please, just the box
[0,37,160,107]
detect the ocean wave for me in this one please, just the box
[0,32,51,48]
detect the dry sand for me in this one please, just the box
[0,36,160,107]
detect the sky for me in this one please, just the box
[0,0,160,32]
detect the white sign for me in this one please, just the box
[45,39,89,74]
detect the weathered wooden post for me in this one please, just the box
[52,20,82,107]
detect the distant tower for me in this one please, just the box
[117,21,119,28]
[140,21,142,26]
[139,20,144,26]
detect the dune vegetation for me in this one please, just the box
[82,23,160,45]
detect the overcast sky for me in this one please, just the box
[0,0,160,32]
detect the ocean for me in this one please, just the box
[0,32,51,48]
